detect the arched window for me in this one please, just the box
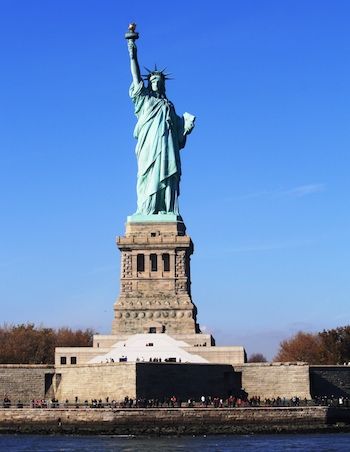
[162,253,170,272]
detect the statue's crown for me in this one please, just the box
[142,65,172,81]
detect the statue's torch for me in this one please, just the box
[125,23,139,41]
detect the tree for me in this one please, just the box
[0,323,94,364]
[248,353,267,363]
[274,331,323,364]
[274,326,350,364]
[319,326,350,364]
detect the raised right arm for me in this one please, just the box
[128,40,142,85]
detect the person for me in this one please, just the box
[127,38,195,215]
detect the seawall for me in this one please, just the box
[1,407,350,435]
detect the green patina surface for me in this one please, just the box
[126,26,195,217]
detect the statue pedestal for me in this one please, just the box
[112,219,200,335]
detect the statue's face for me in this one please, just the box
[150,74,164,93]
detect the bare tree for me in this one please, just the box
[248,353,268,363]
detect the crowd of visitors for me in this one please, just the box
[102,357,181,363]
[2,394,350,409]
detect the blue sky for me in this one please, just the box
[1,0,349,359]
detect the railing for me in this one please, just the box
[2,396,350,410]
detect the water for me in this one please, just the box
[1,434,350,452]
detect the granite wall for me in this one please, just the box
[3,362,350,405]
[54,363,137,401]
[235,363,311,399]
[0,365,55,404]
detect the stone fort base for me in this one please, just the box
[54,362,241,402]
[6,363,350,403]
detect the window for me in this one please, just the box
[162,253,170,272]
[60,356,67,365]
[44,373,54,394]
[70,356,77,365]
[149,327,156,333]
[150,254,157,271]
[137,254,145,272]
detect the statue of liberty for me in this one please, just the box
[126,24,195,216]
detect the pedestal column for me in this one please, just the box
[112,219,200,335]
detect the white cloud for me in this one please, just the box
[235,183,326,200]
[281,183,325,198]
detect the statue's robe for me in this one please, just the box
[130,81,186,215]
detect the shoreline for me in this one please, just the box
[1,407,350,435]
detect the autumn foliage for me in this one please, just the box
[0,324,94,364]
[274,326,350,364]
